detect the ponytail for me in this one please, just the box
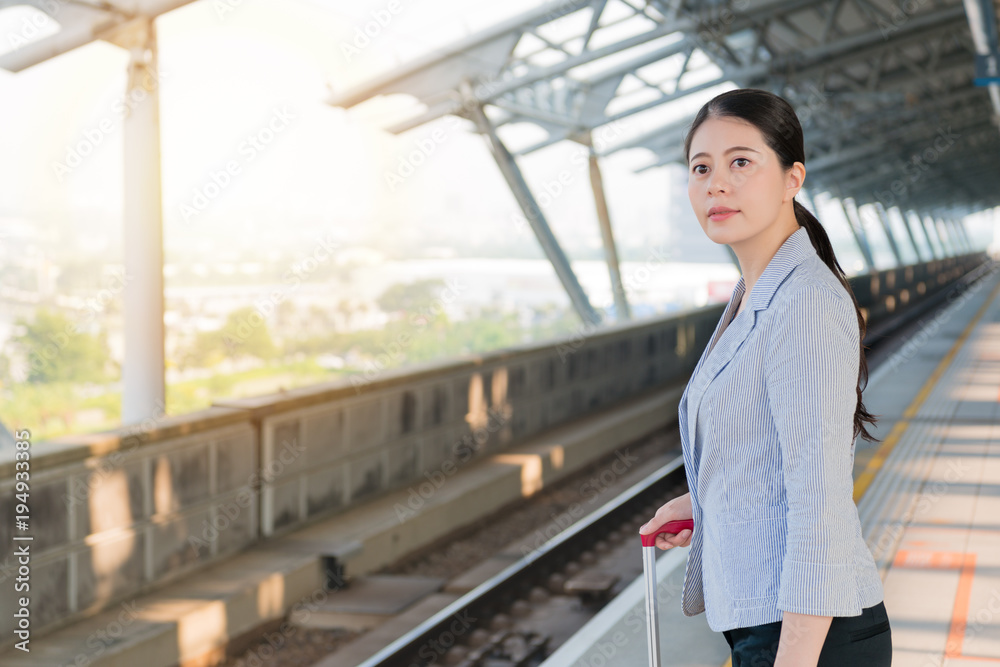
[794,198,881,445]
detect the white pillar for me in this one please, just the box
[120,18,166,425]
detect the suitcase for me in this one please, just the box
[639,519,695,666]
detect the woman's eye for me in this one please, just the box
[692,159,748,174]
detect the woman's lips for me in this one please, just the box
[709,210,739,221]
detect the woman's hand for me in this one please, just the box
[639,491,694,550]
[773,612,832,667]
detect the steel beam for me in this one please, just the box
[462,83,602,326]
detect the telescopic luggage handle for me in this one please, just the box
[639,519,694,667]
[639,519,694,546]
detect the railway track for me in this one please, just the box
[351,456,689,667]
[347,262,998,667]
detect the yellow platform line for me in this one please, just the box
[853,273,1000,504]
[718,271,1000,667]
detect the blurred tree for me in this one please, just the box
[10,308,110,383]
[179,330,227,369]
[377,279,445,314]
[177,305,279,370]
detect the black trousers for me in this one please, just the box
[722,600,891,666]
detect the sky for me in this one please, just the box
[0,0,722,262]
[0,0,994,265]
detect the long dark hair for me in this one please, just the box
[683,88,880,445]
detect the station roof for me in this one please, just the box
[2,0,997,215]
[328,0,1000,216]
[0,0,195,71]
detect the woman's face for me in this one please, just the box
[687,116,800,246]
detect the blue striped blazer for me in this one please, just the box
[678,225,884,632]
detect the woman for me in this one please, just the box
[639,88,892,666]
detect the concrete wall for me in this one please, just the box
[852,256,978,326]
[0,409,256,641]
[0,251,986,643]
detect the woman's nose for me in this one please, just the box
[707,171,728,195]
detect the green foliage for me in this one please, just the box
[9,308,111,384]
[4,282,584,442]
[179,306,278,368]
[376,279,447,314]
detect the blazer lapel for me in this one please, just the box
[684,225,817,453]
[686,305,756,450]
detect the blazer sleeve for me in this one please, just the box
[764,281,863,616]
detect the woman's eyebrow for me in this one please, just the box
[689,146,761,163]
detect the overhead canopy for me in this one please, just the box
[0,0,196,72]
[327,0,1000,216]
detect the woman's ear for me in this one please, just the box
[784,161,806,202]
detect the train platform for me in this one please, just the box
[6,261,998,667]
[543,262,1000,667]
[863,263,1000,665]
[0,376,684,666]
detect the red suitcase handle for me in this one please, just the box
[639,518,694,547]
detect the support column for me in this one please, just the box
[942,219,962,253]
[932,216,955,256]
[962,218,977,250]
[461,81,601,326]
[893,206,924,262]
[839,197,876,271]
[871,202,903,266]
[909,210,938,259]
[956,218,974,250]
[118,17,166,425]
[919,213,945,258]
[585,133,630,321]
[950,219,972,252]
